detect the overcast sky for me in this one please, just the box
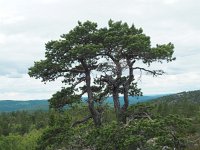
[0,0,200,100]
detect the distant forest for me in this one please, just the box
[1,90,200,149]
[0,95,162,112]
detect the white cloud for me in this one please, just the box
[1,15,25,25]
[138,71,200,95]
[0,75,62,100]
[162,0,180,5]
[0,34,6,44]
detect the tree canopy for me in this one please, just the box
[29,20,175,126]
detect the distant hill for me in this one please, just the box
[0,100,49,112]
[147,90,200,121]
[152,90,200,104]
[0,95,163,112]
[105,95,164,105]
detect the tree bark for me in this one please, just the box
[120,60,134,123]
[113,86,120,119]
[85,71,101,127]
[113,61,122,122]
[79,58,102,127]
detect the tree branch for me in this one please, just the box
[62,68,85,73]
[71,115,92,127]
[100,75,115,85]
[133,67,164,76]
[72,77,85,88]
